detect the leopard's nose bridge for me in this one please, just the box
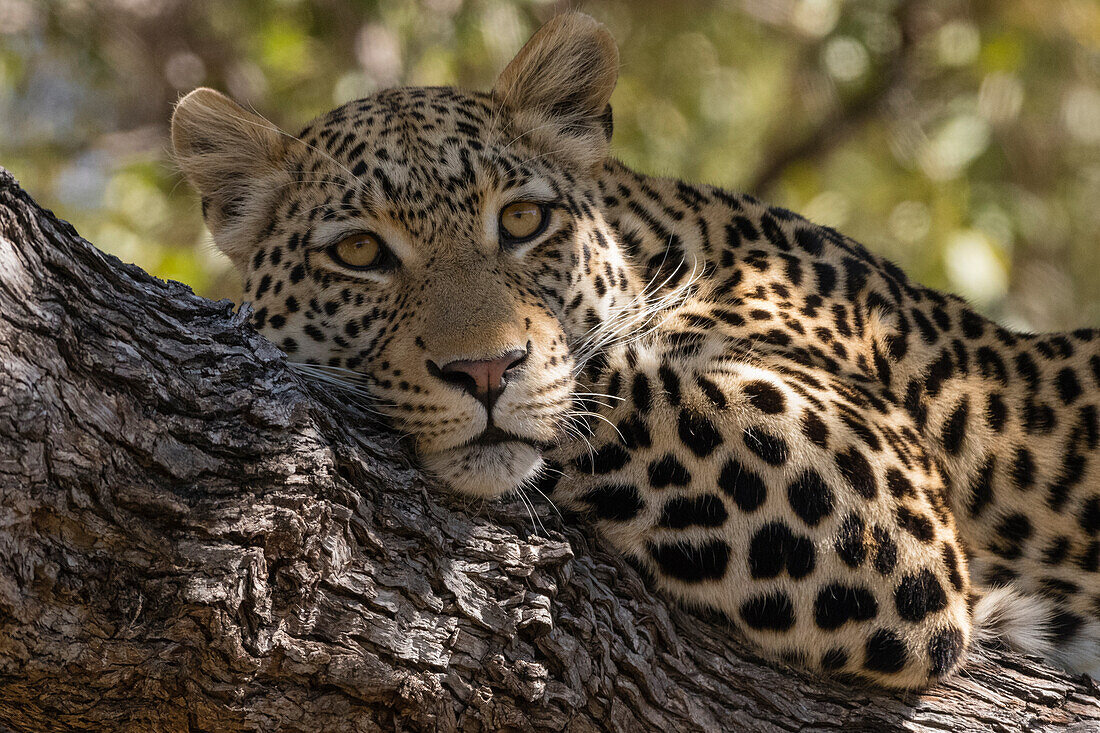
[419,269,527,358]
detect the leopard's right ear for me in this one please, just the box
[493,13,619,170]
[171,88,288,265]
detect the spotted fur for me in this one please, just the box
[172,13,1100,688]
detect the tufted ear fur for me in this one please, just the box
[171,88,289,266]
[493,13,619,170]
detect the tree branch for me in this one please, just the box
[0,168,1097,731]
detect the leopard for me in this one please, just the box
[171,12,1100,689]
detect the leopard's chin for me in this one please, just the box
[421,441,544,498]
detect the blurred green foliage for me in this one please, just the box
[2,0,1098,330]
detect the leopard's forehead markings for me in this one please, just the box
[291,86,553,223]
[298,87,500,166]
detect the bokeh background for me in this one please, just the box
[2,0,1098,330]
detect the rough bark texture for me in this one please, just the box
[0,167,1098,732]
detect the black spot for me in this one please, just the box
[885,468,915,499]
[931,306,951,331]
[1056,368,1082,405]
[989,512,1032,560]
[787,470,835,527]
[895,569,948,622]
[1023,400,1056,434]
[912,308,938,345]
[1038,577,1079,602]
[658,364,681,405]
[1051,610,1084,645]
[1076,404,1100,450]
[647,454,691,489]
[1011,447,1034,492]
[840,413,881,451]
[904,379,928,429]
[739,591,796,631]
[959,310,985,339]
[659,494,728,529]
[928,626,964,676]
[648,539,731,583]
[254,274,272,298]
[581,483,643,522]
[1048,451,1086,511]
[835,512,867,568]
[606,370,623,398]
[795,227,825,255]
[533,462,562,498]
[985,393,1007,432]
[821,647,849,671]
[743,381,786,414]
[814,583,879,630]
[925,351,955,398]
[696,375,727,409]
[748,521,816,579]
[718,459,767,512]
[678,408,723,457]
[813,262,837,298]
[617,416,652,449]
[1079,541,1100,573]
[1079,496,1100,536]
[977,346,1007,384]
[835,447,877,500]
[665,330,706,357]
[1043,536,1071,566]
[801,411,829,448]
[732,214,760,243]
[760,212,790,250]
[872,525,898,575]
[935,544,962,592]
[984,564,1018,586]
[942,397,969,454]
[896,506,936,543]
[743,427,790,465]
[841,256,870,301]
[574,443,630,474]
[968,455,996,518]
[712,309,745,327]
[863,629,909,674]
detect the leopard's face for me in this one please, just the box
[174,56,636,497]
[266,89,641,495]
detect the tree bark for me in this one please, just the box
[0,168,1097,732]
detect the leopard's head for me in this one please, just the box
[172,13,642,497]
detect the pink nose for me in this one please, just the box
[433,349,528,410]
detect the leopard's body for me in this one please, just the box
[172,13,1100,688]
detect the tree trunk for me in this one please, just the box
[0,167,1097,732]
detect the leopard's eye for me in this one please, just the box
[499,202,547,243]
[330,233,383,270]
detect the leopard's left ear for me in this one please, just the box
[492,12,619,169]
[171,88,291,268]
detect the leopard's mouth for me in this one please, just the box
[462,425,554,450]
